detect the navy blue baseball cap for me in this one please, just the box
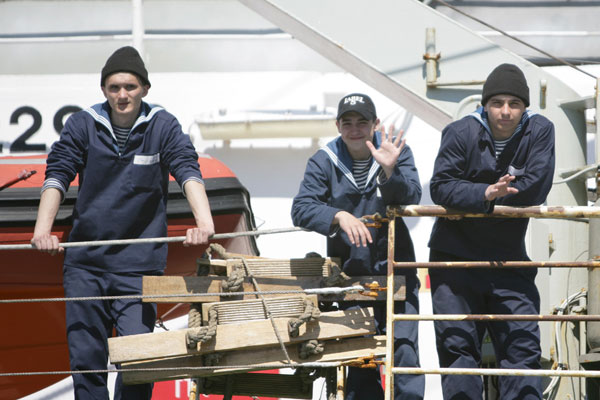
[336,93,377,121]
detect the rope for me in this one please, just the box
[186,306,218,349]
[0,286,364,304]
[207,243,234,259]
[8,363,600,378]
[298,339,324,359]
[188,304,202,328]
[394,260,600,269]
[392,366,600,378]
[321,262,351,288]
[392,313,600,322]
[431,0,598,79]
[0,362,346,378]
[221,264,244,292]
[288,298,321,338]
[0,226,306,251]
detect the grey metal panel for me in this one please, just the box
[431,0,600,62]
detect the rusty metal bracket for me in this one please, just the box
[360,213,390,228]
[342,354,384,369]
[358,281,387,298]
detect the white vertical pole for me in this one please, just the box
[132,0,145,58]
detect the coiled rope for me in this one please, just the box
[186,306,218,349]
[288,298,321,338]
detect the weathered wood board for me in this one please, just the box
[142,275,405,303]
[121,335,386,384]
[201,295,318,325]
[109,307,375,363]
[198,372,312,399]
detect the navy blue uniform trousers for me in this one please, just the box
[64,267,158,400]
[429,250,542,400]
[343,275,424,400]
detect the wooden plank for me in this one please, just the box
[121,335,386,384]
[109,307,375,363]
[225,257,341,277]
[201,295,318,325]
[198,373,312,399]
[143,275,405,303]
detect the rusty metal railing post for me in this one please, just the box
[385,212,396,400]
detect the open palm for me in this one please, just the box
[366,125,406,177]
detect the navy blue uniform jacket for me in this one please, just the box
[43,101,204,273]
[292,132,422,277]
[428,108,555,261]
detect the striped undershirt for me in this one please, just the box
[493,136,512,158]
[112,124,131,153]
[352,157,371,190]
[483,112,528,159]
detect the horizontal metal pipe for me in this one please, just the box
[392,367,600,378]
[427,80,485,87]
[394,261,600,269]
[0,227,306,251]
[388,205,600,219]
[393,314,595,322]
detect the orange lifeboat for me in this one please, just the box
[0,154,258,399]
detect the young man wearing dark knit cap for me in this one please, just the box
[428,63,555,399]
[292,93,424,399]
[31,46,214,399]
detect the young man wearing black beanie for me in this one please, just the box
[427,63,555,400]
[31,46,215,400]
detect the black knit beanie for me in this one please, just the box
[101,46,150,87]
[481,63,529,107]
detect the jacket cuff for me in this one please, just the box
[181,176,205,197]
[41,178,66,203]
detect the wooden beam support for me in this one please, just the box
[109,307,375,363]
[121,335,387,384]
[198,372,312,399]
[143,275,405,303]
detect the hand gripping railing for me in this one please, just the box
[374,204,600,400]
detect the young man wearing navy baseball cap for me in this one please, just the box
[292,93,425,399]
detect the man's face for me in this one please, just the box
[484,94,526,140]
[101,72,148,125]
[336,111,379,159]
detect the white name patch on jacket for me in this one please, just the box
[133,153,160,165]
[507,165,525,176]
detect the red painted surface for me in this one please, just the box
[152,371,280,400]
[0,153,234,190]
[0,154,254,399]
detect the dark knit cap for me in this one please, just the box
[101,46,150,87]
[481,63,529,107]
[336,93,377,121]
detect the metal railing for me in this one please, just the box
[382,204,600,400]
